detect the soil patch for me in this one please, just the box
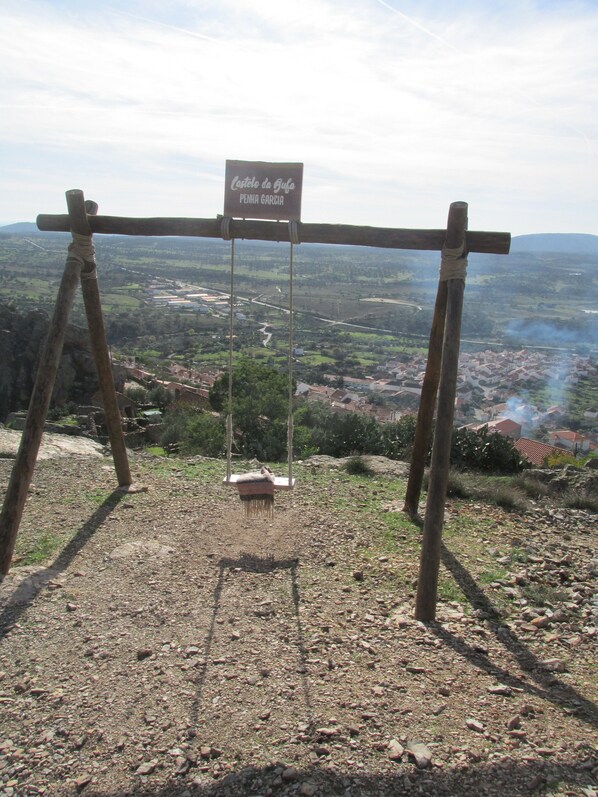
[0,449,596,796]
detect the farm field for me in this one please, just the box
[0,232,597,382]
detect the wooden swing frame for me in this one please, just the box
[0,190,510,622]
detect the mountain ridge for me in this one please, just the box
[1,223,597,255]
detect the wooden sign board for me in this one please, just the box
[224,160,303,221]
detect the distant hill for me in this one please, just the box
[0,222,40,234]
[2,223,598,256]
[511,233,598,255]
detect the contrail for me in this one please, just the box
[375,0,594,158]
[374,0,459,52]
[106,6,227,47]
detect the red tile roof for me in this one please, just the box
[550,430,586,442]
[514,438,562,466]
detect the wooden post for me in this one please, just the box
[66,190,131,487]
[403,202,469,517]
[37,213,511,255]
[415,202,468,621]
[403,280,447,517]
[0,242,82,575]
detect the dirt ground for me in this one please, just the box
[0,439,596,797]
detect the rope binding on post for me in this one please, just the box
[68,231,97,280]
[220,215,232,241]
[288,220,300,246]
[439,241,468,282]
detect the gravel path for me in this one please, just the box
[0,443,596,797]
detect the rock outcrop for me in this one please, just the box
[0,302,124,422]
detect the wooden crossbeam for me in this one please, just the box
[37,214,510,255]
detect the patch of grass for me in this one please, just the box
[561,490,598,513]
[15,531,64,566]
[139,455,227,484]
[147,446,168,457]
[483,483,528,512]
[52,415,80,427]
[444,471,476,499]
[437,576,467,604]
[511,474,551,500]
[479,566,507,585]
[509,546,530,564]
[82,488,113,506]
[432,470,529,511]
[521,583,569,606]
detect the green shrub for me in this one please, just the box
[345,456,375,476]
[511,473,551,499]
[481,483,528,512]
[445,471,475,498]
[124,385,149,403]
[147,384,172,411]
[544,452,584,469]
[450,426,528,474]
[160,404,194,449]
[209,359,289,460]
[182,412,225,458]
[312,411,384,458]
[380,415,417,460]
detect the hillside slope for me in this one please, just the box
[511,234,598,255]
[0,446,596,796]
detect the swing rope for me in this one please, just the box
[222,217,234,482]
[287,220,300,486]
[221,217,297,504]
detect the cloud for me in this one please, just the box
[0,0,597,233]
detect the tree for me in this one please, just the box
[160,403,192,449]
[182,412,225,457]
[311,411,383,458]
[209,359,292,461]
[147,384,172,411]
[125,385,148,404]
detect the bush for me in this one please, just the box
[561,490,598,513]
[445,471,475,499]
[182,412,225,458]
[380,415,417,460]
[147,384,172,411]
[160,404,193,449]
[450,427,528,474]
[124,386,149,403]
[544,452,584,469]
[511,473,551,500]
[319,413,384,458]
[345,456,375,476]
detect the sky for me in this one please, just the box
[1,0,597,236]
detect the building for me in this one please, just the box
[514,438,563,466]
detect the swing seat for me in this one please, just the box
[224,474,295,490]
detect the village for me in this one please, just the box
[122,339,598,466]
